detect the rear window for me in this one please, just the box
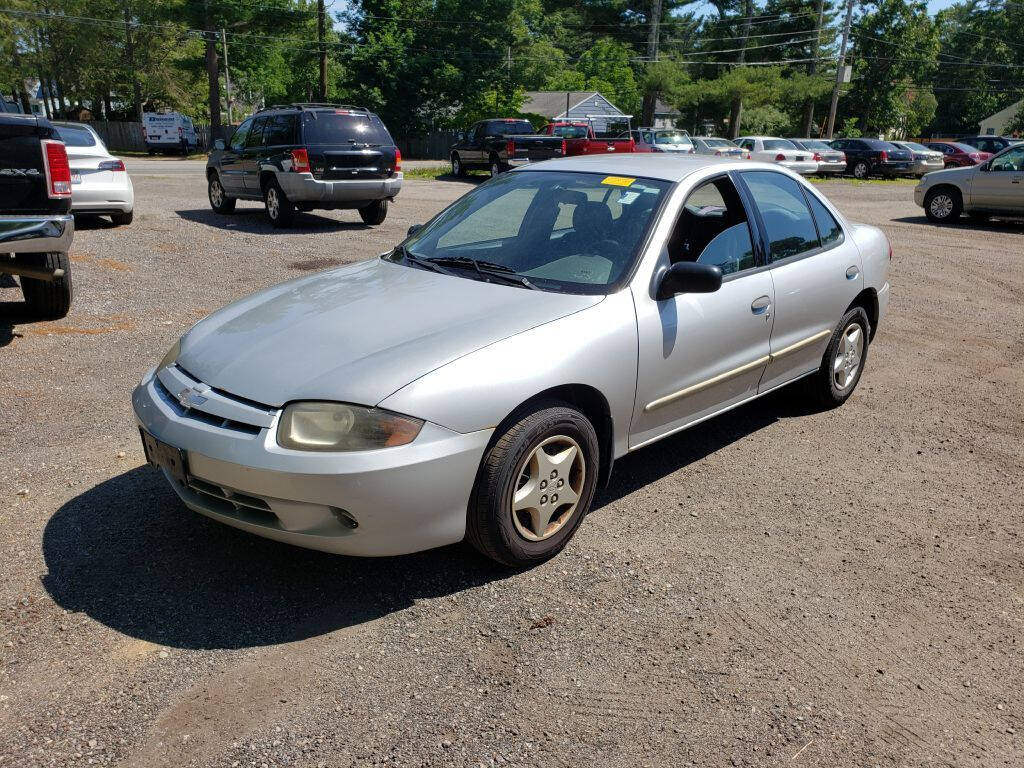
[549,125,589,139]
[301,112,393,146]
[799,139,832,151]
[54,124,97,147]
[263,114,298,146]
[950,142,978,153]
[900,141,929,152]
[763,139,797,150]
[702,138,735,148]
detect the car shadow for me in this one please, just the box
[0,277,49,347]
[41,387,810,650]
[891,214,1024,232]
[175,208,371,234]
[73,214,117,230]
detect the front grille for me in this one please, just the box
[154,377,263,436]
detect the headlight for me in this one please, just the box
[277,402,423,452]
[159,339,180,371]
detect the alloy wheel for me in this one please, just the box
[209,179,224,207]
[929,194,953,220]
[833,322,864,391]
[510,435,585,542]
[266,187,279,219]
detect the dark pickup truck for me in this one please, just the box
[450,119,565,177]
[1,113,74,319]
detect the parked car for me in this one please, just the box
[889,141,944,177]
[914,143,1024,223]
[207,104,402,227]
[451,119,565,177]
[790,138,846,176]
[958,135,1022,155]
[143,111,199,155]
[51,121,134,226]
[735,136,817,175]
[0,113,74,319]
[620,128,693,153]
[828,138,914,179]
[540,121,635,156]
[924,141,992,169]
[135,154,890,567]
[691,136,748,158]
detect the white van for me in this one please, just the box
[142,112,199,154]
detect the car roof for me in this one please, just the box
[515,152,769,182]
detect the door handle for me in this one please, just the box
[846,265,860,280]
[751,295,771,315]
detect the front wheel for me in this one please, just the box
[19,252,73,320]
[358,199,388,225]
[803,307,870,408]
[852,160,870,179]
[924,188,962,223]
[467,404,599,567]
[208,175,236,214]
[451,153,465,177]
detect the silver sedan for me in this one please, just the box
[133,154,891,567]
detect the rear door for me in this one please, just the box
[241,115,268,194]
[301,110,397,180]
[736,170,863,392]
[969,145,1024,211]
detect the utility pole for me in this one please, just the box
[317,0,327,100]
[203,0,222,140]
[801,0,827,137]
[826,0,855,139]
[123,6,143,121]
[641,0,663,126]
[728,0,754,139]
[221,29,233,125]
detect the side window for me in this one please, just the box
[245,116,268,148]
[831,139,846,150]
[804,191,843,248]
[741,171,821,262]
[264,115,297,146]
[471,123,485,142]
[990,146,1024,172]
[228,118,252,151]
[667,176,755,276]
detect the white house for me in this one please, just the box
[521,91,628,134]
[978,99,1022,136]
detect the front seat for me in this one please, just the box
[569,201,615,253]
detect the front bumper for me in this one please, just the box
[132,368,491,557]
[276,171,403,204]
[914,186,927,207]
[0,214,74,254]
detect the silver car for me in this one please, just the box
[735,136,818,175]
[692,136,748,159]
[133,155,891,567]
[914,143,1024,222]
[52,121,134,225]
[790,138,846,175]
[890,141,944,177]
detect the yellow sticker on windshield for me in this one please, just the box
[601,175,635,187]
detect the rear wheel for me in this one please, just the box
[489,155,502,178]
[852,160,870,179]
[208,174,236,214]
[467,403,599,567]
[264,179,294,227]
[19,252,73,320]
[451,153,465,177]
[924,187,962,223]
[803,307,870,408]
[110,210,134,226]
[358,199,388,225]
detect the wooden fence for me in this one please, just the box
[395,131,459,161]
[85,121,213,152]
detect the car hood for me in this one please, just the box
[177,258,603,409]
[922,165,975,184]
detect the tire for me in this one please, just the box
[358,199,388,225]
[207,174,236,214]
[489,155,503,178]
[451,153,465,177]
[803,306,870,409]
[263,178,293,227]
[19,252,73,320]
[924,187,962,223]
[852,160,870,180]
[110,210,134,226]
[467,403,600,568]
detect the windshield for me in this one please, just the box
[702,138,736,148]
[301,111,393,146]
[655,131,690,145]
[763,139,797,150]
[394,171,671,294]
[492,120,536,136]
[549,125,589,139]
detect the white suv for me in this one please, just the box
[914,144,1024,223]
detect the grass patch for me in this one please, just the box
[809,175,918,186]
[403,165,491,181]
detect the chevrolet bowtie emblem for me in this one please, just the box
[177,384,210,409]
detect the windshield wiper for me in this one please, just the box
[429,256,537,289]
[393,246,456,276]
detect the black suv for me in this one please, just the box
[206,104,402,227]
[959,135,1022,155]
[829,137,914,179]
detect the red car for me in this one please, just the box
[925,141,993,168]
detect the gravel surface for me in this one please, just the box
[1,170,1022,767]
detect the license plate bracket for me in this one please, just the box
[139,428,188,487]
[71,171,82,185]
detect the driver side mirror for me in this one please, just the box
[407,224,423,237]
[656,262,723,300]
[213,138,225,151]
[979,160,991,172]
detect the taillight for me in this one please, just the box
[813,152,822,162]
[98,159,126,172]
[880,150,888,162]
[394,148,402,172]
[715,150,722,156]
[746,153,751,159]
[561,139,566,155]
[506,139,516,157]
[290,148,310,173]
[775,153,786,161]
[41,139,72,198]
[969,152,981,160]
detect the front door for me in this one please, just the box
[969,146,1024,211]
[630,175,774,449]
[736,170,864,392]
[219,117,252,194]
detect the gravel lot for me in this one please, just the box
[1,159,1022,767]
